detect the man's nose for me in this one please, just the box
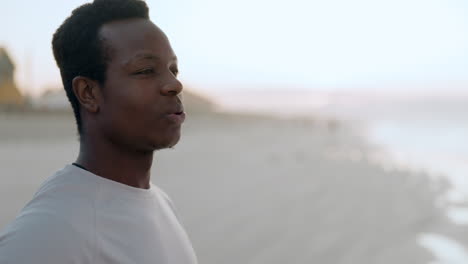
[161,77,183,96]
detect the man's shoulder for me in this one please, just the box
[27,164,97,219]
[35,164,98,197]
[3,164,97,234]
[0,165,97,263]
[0,206,94,263]
[151,184,184,221]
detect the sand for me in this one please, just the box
[0,110,466,263]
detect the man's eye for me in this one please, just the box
[135,68,154,75]
[170,67,179,77]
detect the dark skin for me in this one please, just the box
[72,18,184,189]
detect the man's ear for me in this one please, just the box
[72,76,101,113]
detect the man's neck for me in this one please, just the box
[75,135,154,190]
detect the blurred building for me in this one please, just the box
[0,47,23,105]
[32,88,71,111]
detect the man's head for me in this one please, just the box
[52,0,184,152]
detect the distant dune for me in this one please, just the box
[29,88,215,114]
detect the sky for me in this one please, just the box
[1,0,467,96]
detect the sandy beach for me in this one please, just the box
[0,110,466,263]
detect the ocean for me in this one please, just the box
[319,92,468,263]
[368,119,468,203]
[213,89,468,263]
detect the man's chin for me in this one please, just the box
[150,135,181,151]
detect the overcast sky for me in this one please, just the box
[1,0,467,96]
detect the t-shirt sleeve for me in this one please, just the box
[0,210,93,264]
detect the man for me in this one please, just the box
[0,0,198,263]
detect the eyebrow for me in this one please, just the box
[123,53,177,67]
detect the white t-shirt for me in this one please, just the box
[0,164,198,264]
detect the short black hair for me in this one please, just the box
[52,0,149,135]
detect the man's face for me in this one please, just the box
[97,18,184,152]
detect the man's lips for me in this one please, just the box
[166,111,186,124]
